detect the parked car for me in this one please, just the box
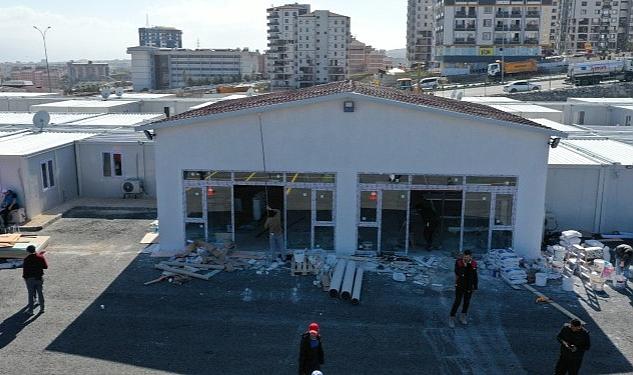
[503,80,541,93]
[419,77,442,90]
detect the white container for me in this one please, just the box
[562,276,575,291]
[553,246,567,261]
[593,259,606,273]
[614,275,627,289]
[535,273,548,286]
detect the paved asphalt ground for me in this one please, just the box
[1,217,632,374]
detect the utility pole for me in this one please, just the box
[33,26,52,93]
[501,36,505,84]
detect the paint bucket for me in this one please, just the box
[535,272,548,287]
[593,259,606,273]
[553,246,567,261]
[614,275,627,289]
[562,276,574,291]
[551,261,565,273]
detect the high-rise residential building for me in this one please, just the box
[348,37,392,74]
[127,46,261,90]
[407,0,435,65]
[266,4,350,89]
[139,26,183,48]
[432,0,553,75]
[552,0,631,55]
[66,61,110,84]
[9,66,64,89]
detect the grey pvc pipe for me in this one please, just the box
[351,267,364,305]
[340,260,357,300]
[329,259,347,298]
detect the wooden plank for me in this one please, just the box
[204,270,222,278]
[229,251,266,259]
[160,261,225,270]
[0,233,21,243]
[154,263,214,280]
[140,232,159,244]
[523,284,586,325]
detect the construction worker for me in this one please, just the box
[614,244,633,278]
[299,322,324,375]
[555,319,590,375]
[449,250,478,327]
[264,205,284,263]
[22,245,48,315]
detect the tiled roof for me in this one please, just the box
[154,81,548,129]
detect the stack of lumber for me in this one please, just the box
[146,240,265,285]
[0,234,50,259]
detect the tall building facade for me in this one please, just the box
[139,26,183,48]
[266,4,350,89]
[66,61,110,84]
[127,46,261,90]
[552,0,632,54]
[10,66,63,89]
[348,38,392,74]
[432,0,553,74]
[407,0,435,65]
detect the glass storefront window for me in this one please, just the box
[185,187,203,218]
[359,174,408,184]
[183,170,231,180]
[234,172,284,182]
[286,188,311,249]
[380,190,408,253]
[185,222,206,242]
[357,227,378,251]
[412,175,464,185]
[314,226,334,250]
[360,191,378,222]
[495,194,513,226]
[463,192,491,253]
[491,230,513,249]
[316,190,333,222]
[466,176,517,186]
[286,173,336,183]
[206,186,232,243]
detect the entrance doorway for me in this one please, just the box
[409,190,463,252]
[233,185,283,251]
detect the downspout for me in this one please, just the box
[74,142,83,197]
[593,166,606,233]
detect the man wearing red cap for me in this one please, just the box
[299,322,324,375]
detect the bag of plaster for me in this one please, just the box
[561,230,582,239]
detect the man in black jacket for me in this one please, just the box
[555,319,590,375]
[449,250,478,327]
[22,245,48,315]
[298,322,324,375]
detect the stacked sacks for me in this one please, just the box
[488,248,527,285]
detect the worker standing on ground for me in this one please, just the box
[449,250,478,327]
[0,189,19,228]
[299,322,324,375]
[264,205,284,263]
[614,244,633,278]
[22,245,48,315]
[555,319,590,375]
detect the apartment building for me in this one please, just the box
[407,0,435,65]
[553,0,631,54]
[9,67,64,89]
[267,4,350,89]
[127,46,261,90]
[66,61,110,84]
[433,0,553,75]
[139,26,183,48]
[348,38,392,74]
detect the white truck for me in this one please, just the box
[567,58,633,86]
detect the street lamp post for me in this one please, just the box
[33,26,52,93]
[501,36,505,84]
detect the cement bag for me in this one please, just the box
[561,230,582,239]
[585,239,604,248]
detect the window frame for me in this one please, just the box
[40,159,56,190]
[102,152,123,177]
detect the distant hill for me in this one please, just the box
[386,48,406,59]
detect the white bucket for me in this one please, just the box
[592,281,605,291]
[562,276,575,291]
[551,261,565,273]
[535,273,548,286]
[593,259,606,273]
[614,275,627,289]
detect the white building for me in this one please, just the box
[138,81,563,259]
[127,46,261,91]
[266,4,350,89]
[407,0,435,65]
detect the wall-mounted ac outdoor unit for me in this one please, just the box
[121,179,143,194]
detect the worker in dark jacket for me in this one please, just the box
[615,244,633,278]
[299,322,324,375]
[22,245,48,315]
[555,319,590,375]
[449,250,478,327]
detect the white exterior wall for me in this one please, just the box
[601,167,633,232]
[76,142,156,198]
[0,156,24,208]
[609,106,633,127]
[130,49,154,91]
[30,101,142,114]
[153,96,551,258]
[563,104,610,125]
[546,166,601,232]
[0,97,63,112]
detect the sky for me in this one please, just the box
[0,0,407,63]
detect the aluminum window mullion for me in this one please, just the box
[459,189,466,252]
[405,189,411,255]
[230,185,235,243]
[488,192,496,252]
[310,189,316,250]
[377,190,383,254]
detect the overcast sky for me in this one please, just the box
[0,0,406,63]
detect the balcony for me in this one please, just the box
[508,39,522,44]
[267,20,279,26]
[526,24,539,31]
[510,24,522,30]
[524,38,539,44]
[495,25,509,31]
[511,11,522,17]
[455,11,477,18]
[526,11,540,18]
[454,38,476,44]
[298,75,314,81]
[496,12,510,18]
[328,67,345,74]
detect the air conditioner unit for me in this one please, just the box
[121,179,143,194]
